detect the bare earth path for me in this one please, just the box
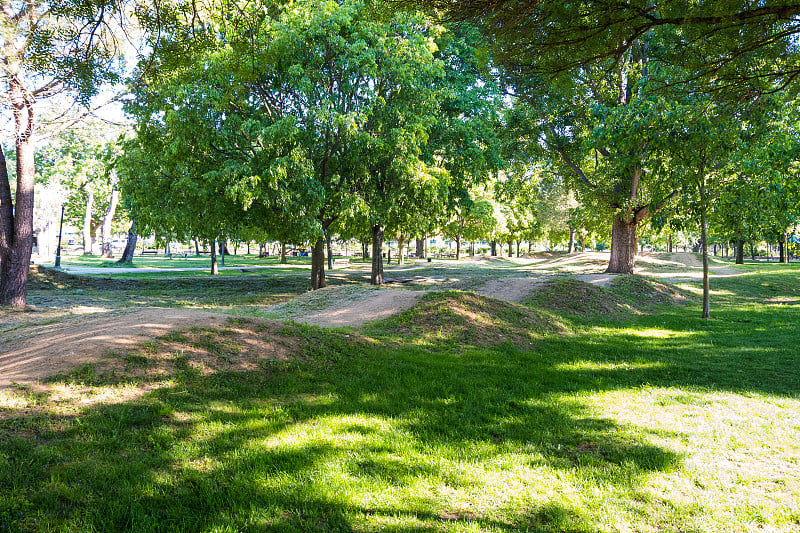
[298,289,421,328]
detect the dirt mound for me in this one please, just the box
[0,307,230,387]
[371,291,566,348]
[266,285,421,328]
[528,277,623,318]
[608,275,687,308]
[528,275,686,319]
[474,277,547,303]
[45,317,301,386]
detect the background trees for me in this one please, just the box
[0,0,127,306]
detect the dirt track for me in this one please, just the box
[1,252,717,387]
[0,308,227,387]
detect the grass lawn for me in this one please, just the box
[1,261,799,532]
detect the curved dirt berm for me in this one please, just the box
[0,307,227,387]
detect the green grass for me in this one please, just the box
[1,262,799,531]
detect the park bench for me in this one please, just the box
[333,258,350,269]
[141,250,158,255]
[167,253,188,259]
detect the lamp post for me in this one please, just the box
[55,204,65,268]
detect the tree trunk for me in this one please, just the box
[668,233,673,253]
[362,241,369,259]
[579,234,585,252]
[311,235,326,290]
[280,242,287,264]
[735,239,745,264]
[516,241,520,257]
[606,216,638,274]
[397,235,406,265]
[0,138,35,308]
[210,240,219,275]
[416,238,425,259]
[82,188,94,255]
[117,218,137,264]
[259,243,267,258]
[568,227,575,254]
[699,187,710,319]
[370,224,384,285]
[780,234,788,264]
[455,236,461,260]
[100,188,119,258]
[326,235,333,271]
[194,238,200,255]
[508,241,513,257]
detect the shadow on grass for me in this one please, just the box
[0,326,685,532]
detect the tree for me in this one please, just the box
[414,0,800,274]
[443,193,497,260]
[36,119,122,256]
[413,1,800,94]
[0,0,125,306]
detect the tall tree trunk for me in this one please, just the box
[508,241,513,257]
[668,233,673,253]
[780,234,788,264]
[701,212,710,318]
[0,136,35,307]
[362,240,369,259]
[606,216,638,274]
[416,237,425,258]
[117,218,137,264]
[698,171,710,319]
[82,188,94,255]
[280,242,287,264]
[735,239,745,264]
[455,236,461,260]
[210,240,219,275]
[311,235,326,290]
[259,243,266,258]
[326,235,333,270]
[490,241,497,256]
[371,224,385,285]
[397,235,406,265]
[568,227,575,253]
[100,188,119,258]
[194,238,200,255]
[516,241,520,257]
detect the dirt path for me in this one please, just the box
[298,289,421,328]
[0,308,227,387]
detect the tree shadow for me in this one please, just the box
[0,320,692,532]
